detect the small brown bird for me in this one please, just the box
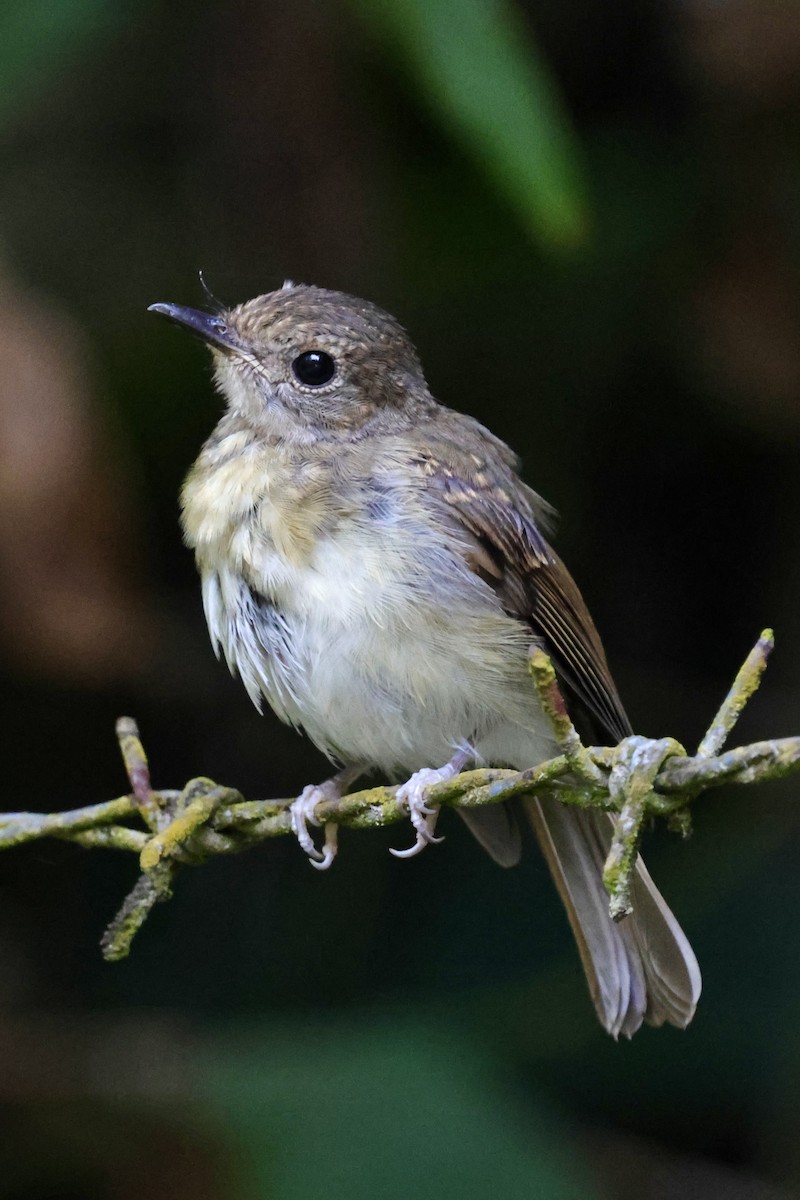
[149,283,700,1037]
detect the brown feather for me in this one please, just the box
[527,798,700,1035]
[412,436,629,744]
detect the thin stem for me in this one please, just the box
[697,629,773,758]
[116,717,160,830]
[528,648,606,785]
[100,863,176,962]
[0,797,136,849]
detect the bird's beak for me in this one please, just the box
[147,303,241,353]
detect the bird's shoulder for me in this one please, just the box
[389,408,556,572]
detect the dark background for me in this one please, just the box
[2,1,800,1197]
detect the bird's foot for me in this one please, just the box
[390,764,458,859]
[290,770,359,870]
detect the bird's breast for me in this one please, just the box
[181,439,545,769]
[182,443,320,569]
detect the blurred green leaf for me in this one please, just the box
[355,0,588,250]
[0,0,127,130]
[204,1015,599,1199]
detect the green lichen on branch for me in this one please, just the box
[0,629,792,960]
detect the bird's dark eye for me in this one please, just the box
[292,350,336,387]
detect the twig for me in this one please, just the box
[697,629,773,758]
[100,862,176,962]
[528,648,605,785]
[1,632,794,958]
[115,717,160,830]
[0,797,137,849]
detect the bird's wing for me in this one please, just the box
[410,435,631,745]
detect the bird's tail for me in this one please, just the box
[526,795,701,1037]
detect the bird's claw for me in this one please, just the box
[309,822,338,871]
[390,765,454,859]
[290,781,340,870]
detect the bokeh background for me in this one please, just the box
[2,1,800,1196]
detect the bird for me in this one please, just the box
[149,281,701,1037]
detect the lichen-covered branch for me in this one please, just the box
[1,628,792,960]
